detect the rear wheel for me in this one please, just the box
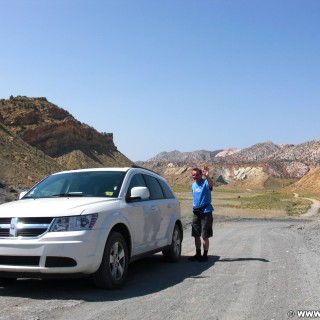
[162,224,182,262]
[93,232,129,290]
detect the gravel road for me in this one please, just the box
[1,217,320,320]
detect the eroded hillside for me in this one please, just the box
[0,96,133,202]
[0,96,133,170]
[0,122,63,201]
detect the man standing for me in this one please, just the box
[188,166,214,262]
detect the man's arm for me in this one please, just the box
[203,166,214,188]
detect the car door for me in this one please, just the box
[156,177,179,243]
[122,173,155,255]
[142,174,169,249]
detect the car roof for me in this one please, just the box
[53,167,131,174]
[52,166,161,177]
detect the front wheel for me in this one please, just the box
[162,224,182,262]
[93,232,129,290]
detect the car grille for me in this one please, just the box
[0,256,77,267]
[0,217,53,238]
[0,255,40,266]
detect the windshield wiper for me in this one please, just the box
[49,193,92,197]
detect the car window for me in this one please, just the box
[30,176,68,198]
[143,174,164,200]
[158,179,175,199]
[127,174,147,198]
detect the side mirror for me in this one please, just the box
[127,186,150,202]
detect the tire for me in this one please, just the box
[93,232,129,290]
[162,224,182,262]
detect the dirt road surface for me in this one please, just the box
[1,218,320,320]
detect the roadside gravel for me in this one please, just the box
[296,219,320,256]
[0,193,320,320]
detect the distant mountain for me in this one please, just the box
[148,149,223,164]
[218,140,320,179]
[215,148,241,158]
[217,141,287,164]
[138,139,320,190]
[217,140,320,166]
[266,140,320,163]
[144,140,320,169]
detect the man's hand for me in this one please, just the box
[203,166,213,188]
[203,166,209,177]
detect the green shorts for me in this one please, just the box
[191,212,213,239]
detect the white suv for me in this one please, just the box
[0,167,183,289]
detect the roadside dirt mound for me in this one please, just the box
[228,175,269,189]
[263,176,289,189]
[289,166,320,192]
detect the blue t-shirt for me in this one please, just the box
[192,179,213,213]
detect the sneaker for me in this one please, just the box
[187,254,202,261]
[199,255,208,262]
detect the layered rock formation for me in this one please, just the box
[0,96,133,202]
[0,96,132,170]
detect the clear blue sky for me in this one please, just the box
[1,0,319,161]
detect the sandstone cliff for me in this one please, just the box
[0,96,133,170]
[0,96,133,202]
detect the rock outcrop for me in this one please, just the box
[0,121,63,202]
[0,96,133,202]
[0,96,133,170]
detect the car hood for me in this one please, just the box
[0,197,118,218]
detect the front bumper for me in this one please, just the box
[0,229,104,275]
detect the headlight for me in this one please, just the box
[50,214,98,232]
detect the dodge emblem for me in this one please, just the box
[9,217,19,237]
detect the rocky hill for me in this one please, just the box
[219,141,320,179]
[146,141,320,166]
[0,96,133,202]
[148,149,223,164]
[0,96,132,167]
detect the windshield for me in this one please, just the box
[23,171,126,199]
